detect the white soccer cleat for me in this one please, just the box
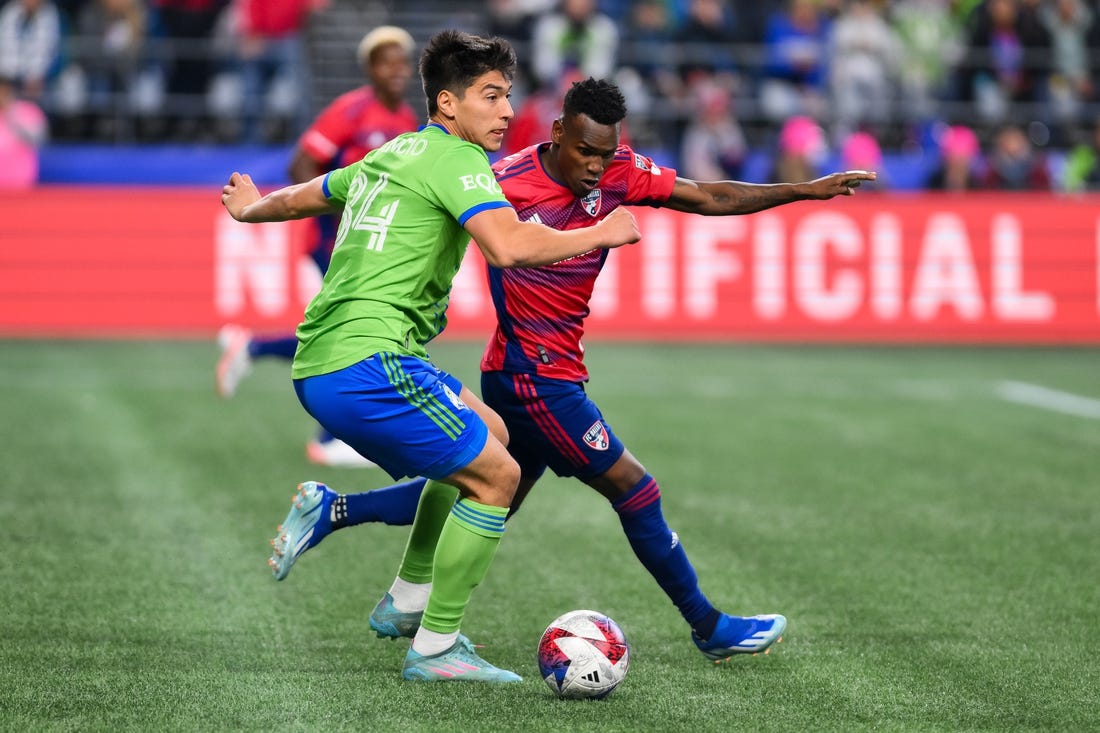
[306,437,378,468]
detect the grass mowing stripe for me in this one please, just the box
[995,379,1100,419]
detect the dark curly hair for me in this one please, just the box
[419,30,517,117]
[561,78,627,126]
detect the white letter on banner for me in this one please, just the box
[870,213,903,320]
[590,246,619,319]
[753,213,786,320]
[909,213,983,321]
[683,217,745,319]
[793,211,863,321]
[449,245,485,318]
[296,256,323,307]
[215,213,290,316]
[991,213,1054,321]
[641,211,675,319]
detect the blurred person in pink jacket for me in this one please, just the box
[770,114,827,183]
[840,129,887,190]
[925,123,982,191]
[0,74,47,189]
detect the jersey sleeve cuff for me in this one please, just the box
[458,200,512,227]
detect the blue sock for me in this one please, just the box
[249,335,298,360]
[335,477,426,528]
[612,475,720,640]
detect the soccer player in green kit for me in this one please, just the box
[220,29,641,683]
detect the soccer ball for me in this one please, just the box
[537,609,630,700]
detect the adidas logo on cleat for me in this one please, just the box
[720,634,782,663]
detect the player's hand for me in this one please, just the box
[221,171,261,221]
[807,170,878,199]
[598,207,642,248]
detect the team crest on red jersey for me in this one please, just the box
[583,420,610,451]
[581,189,602,217]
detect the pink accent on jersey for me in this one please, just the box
[513,374,588,467]
[298,87,418,170]
[480,143,677,381]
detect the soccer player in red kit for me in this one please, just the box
[269,78,875,662]
[217,26,419,467]
[478,78,870,659]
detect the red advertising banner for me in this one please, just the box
[1,187,1098,342]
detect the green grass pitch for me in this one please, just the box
[1,340,1097,732]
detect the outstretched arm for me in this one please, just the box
[221,171,340,223]
[464,206,641,268]
[664,170,878,216]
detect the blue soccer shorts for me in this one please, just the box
[480,370,624,481]
[294,353,489,481]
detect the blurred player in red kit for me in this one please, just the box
[217,26,418,467]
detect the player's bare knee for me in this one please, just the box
[587,451,647,500]
[484,453,521,506]
[454,436,520,508]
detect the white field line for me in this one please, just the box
[995,381,1100,420]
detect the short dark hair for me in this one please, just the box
[419,30,517,117]
[562,78,627,126]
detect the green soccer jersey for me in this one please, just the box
[292,124,512,378]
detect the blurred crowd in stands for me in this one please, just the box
[2,0,1100,191]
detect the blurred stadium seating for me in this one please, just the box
[26,1,1100,189]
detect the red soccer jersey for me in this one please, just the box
[298,87,418,171]
[238,0,314,37]
[480,143,677,382]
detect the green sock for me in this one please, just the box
[420,498,508,634]
[395,480,459,584]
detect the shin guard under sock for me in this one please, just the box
[395,480,459,584]
[419,498,508,634]
[612,474,719,638]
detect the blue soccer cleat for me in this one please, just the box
[402,635,522,683]
[268,481,336,581]
[693,613,787,663]
[368,592,422,640]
